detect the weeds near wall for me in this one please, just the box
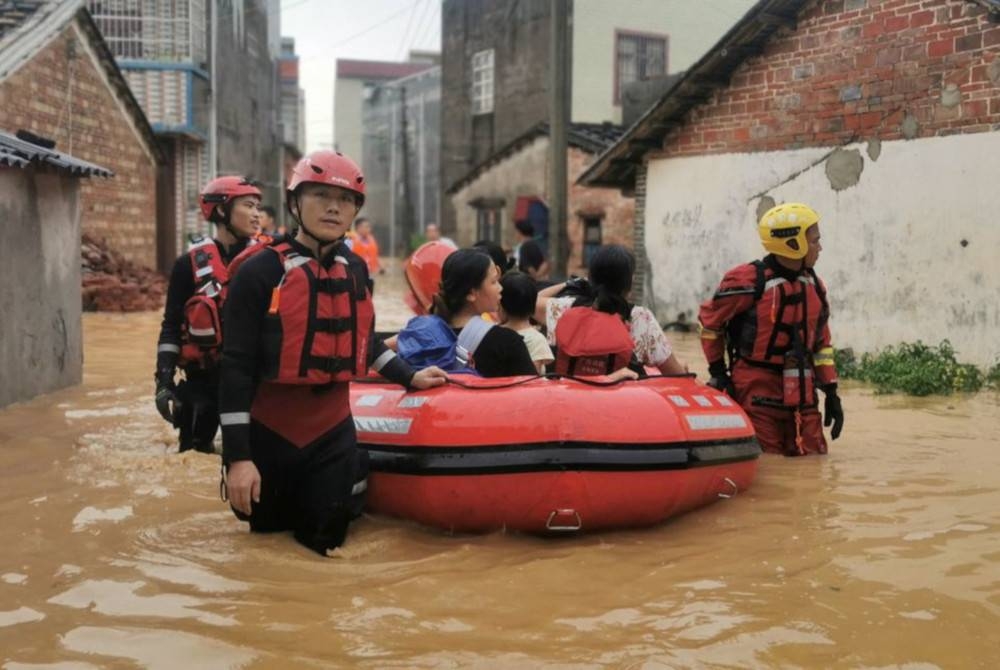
[836,341,999,396]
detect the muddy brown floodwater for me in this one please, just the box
[1,263,999,669]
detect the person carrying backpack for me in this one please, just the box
[396,248,536,378]
[697,202,844,456]
[217,150,447,555]
[154,176,262,453]
[538,245,686,378]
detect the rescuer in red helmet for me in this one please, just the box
[216,150,447,555]
[154,175,262,453]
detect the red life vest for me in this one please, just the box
[179,238,229,368]
[726,261,830,373]
[261,242,374,385]
[554,307,634,376]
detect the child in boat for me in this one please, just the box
[536,245,686,376]
[397,248,537,377]
[499,272,554,374]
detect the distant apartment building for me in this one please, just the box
[279,37,305,152]
[333,55,437,163]
[361,65,441,257]
[89,0,281,265]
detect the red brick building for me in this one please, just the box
[0,1,163,269]
[582,0,1000,364]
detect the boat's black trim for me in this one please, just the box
[362,437,761,475]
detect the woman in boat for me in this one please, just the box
[538,244,687,376]
[398,248,537,378]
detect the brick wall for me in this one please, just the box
[0,22,158,268]
[567,147,635,275]
[660,0,1000,157]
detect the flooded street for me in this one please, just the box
[1,265,999,669]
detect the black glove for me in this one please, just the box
[154,371,180,426]
[706,361,736,397]
[823,384,844,440]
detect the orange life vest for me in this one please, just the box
[351,233,380,274]
[554,307,635,376]
[261,242,374,385]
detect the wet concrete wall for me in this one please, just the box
[0,169,83,408]
[643,131,1000,365]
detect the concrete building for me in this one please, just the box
[448,122,630,275]
[581,0,1000,365]
[333,57,437,163]
[0,130,111,408]
[0,0,163,269]
[89,0,281,267]
[214,0,282,214]
[279,37,305,153]
[440,0,755,235]
[361,65,441,257]
[87,0,209,270]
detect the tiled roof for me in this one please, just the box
[447,121,627,194]
[0,129,112,177]
[0,0,47,41]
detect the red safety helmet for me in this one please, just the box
[287,150,366,207]
[404,241,456,315]
[199,176,261,222]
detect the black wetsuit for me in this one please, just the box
[218,238,414,555]
[156,238,248,453]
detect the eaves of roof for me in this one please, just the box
[0,129,113,177]
[577,0,808,189]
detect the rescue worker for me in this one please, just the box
[218,150,447,555]
[348,216,382,277]
[154,176,261,453]
[698,203,845,456]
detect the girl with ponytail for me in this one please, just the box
[538,245,686,376]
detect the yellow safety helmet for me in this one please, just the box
[758,202,820,260]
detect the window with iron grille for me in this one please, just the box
[471,48,494,115]
[614,31,667,104]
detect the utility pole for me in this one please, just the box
[399,85,415,254]
[548,0,571,278]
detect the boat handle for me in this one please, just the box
[546,508,583,532]
[718,477,739,499]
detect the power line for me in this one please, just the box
[397,0,424,60]
[409,0,437,52]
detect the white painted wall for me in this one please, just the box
[644,132,1000,365]
[571,0,754,125]
[333,77,363,159]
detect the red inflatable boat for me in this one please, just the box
[349,374,760,534]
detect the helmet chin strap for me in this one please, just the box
[218,203,251,242]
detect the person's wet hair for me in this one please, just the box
[431,248,494,321]
[499,271,537,320]
[584,244,635,321]
[472,240,512,273]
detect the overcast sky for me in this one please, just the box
[281,0,442,152]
